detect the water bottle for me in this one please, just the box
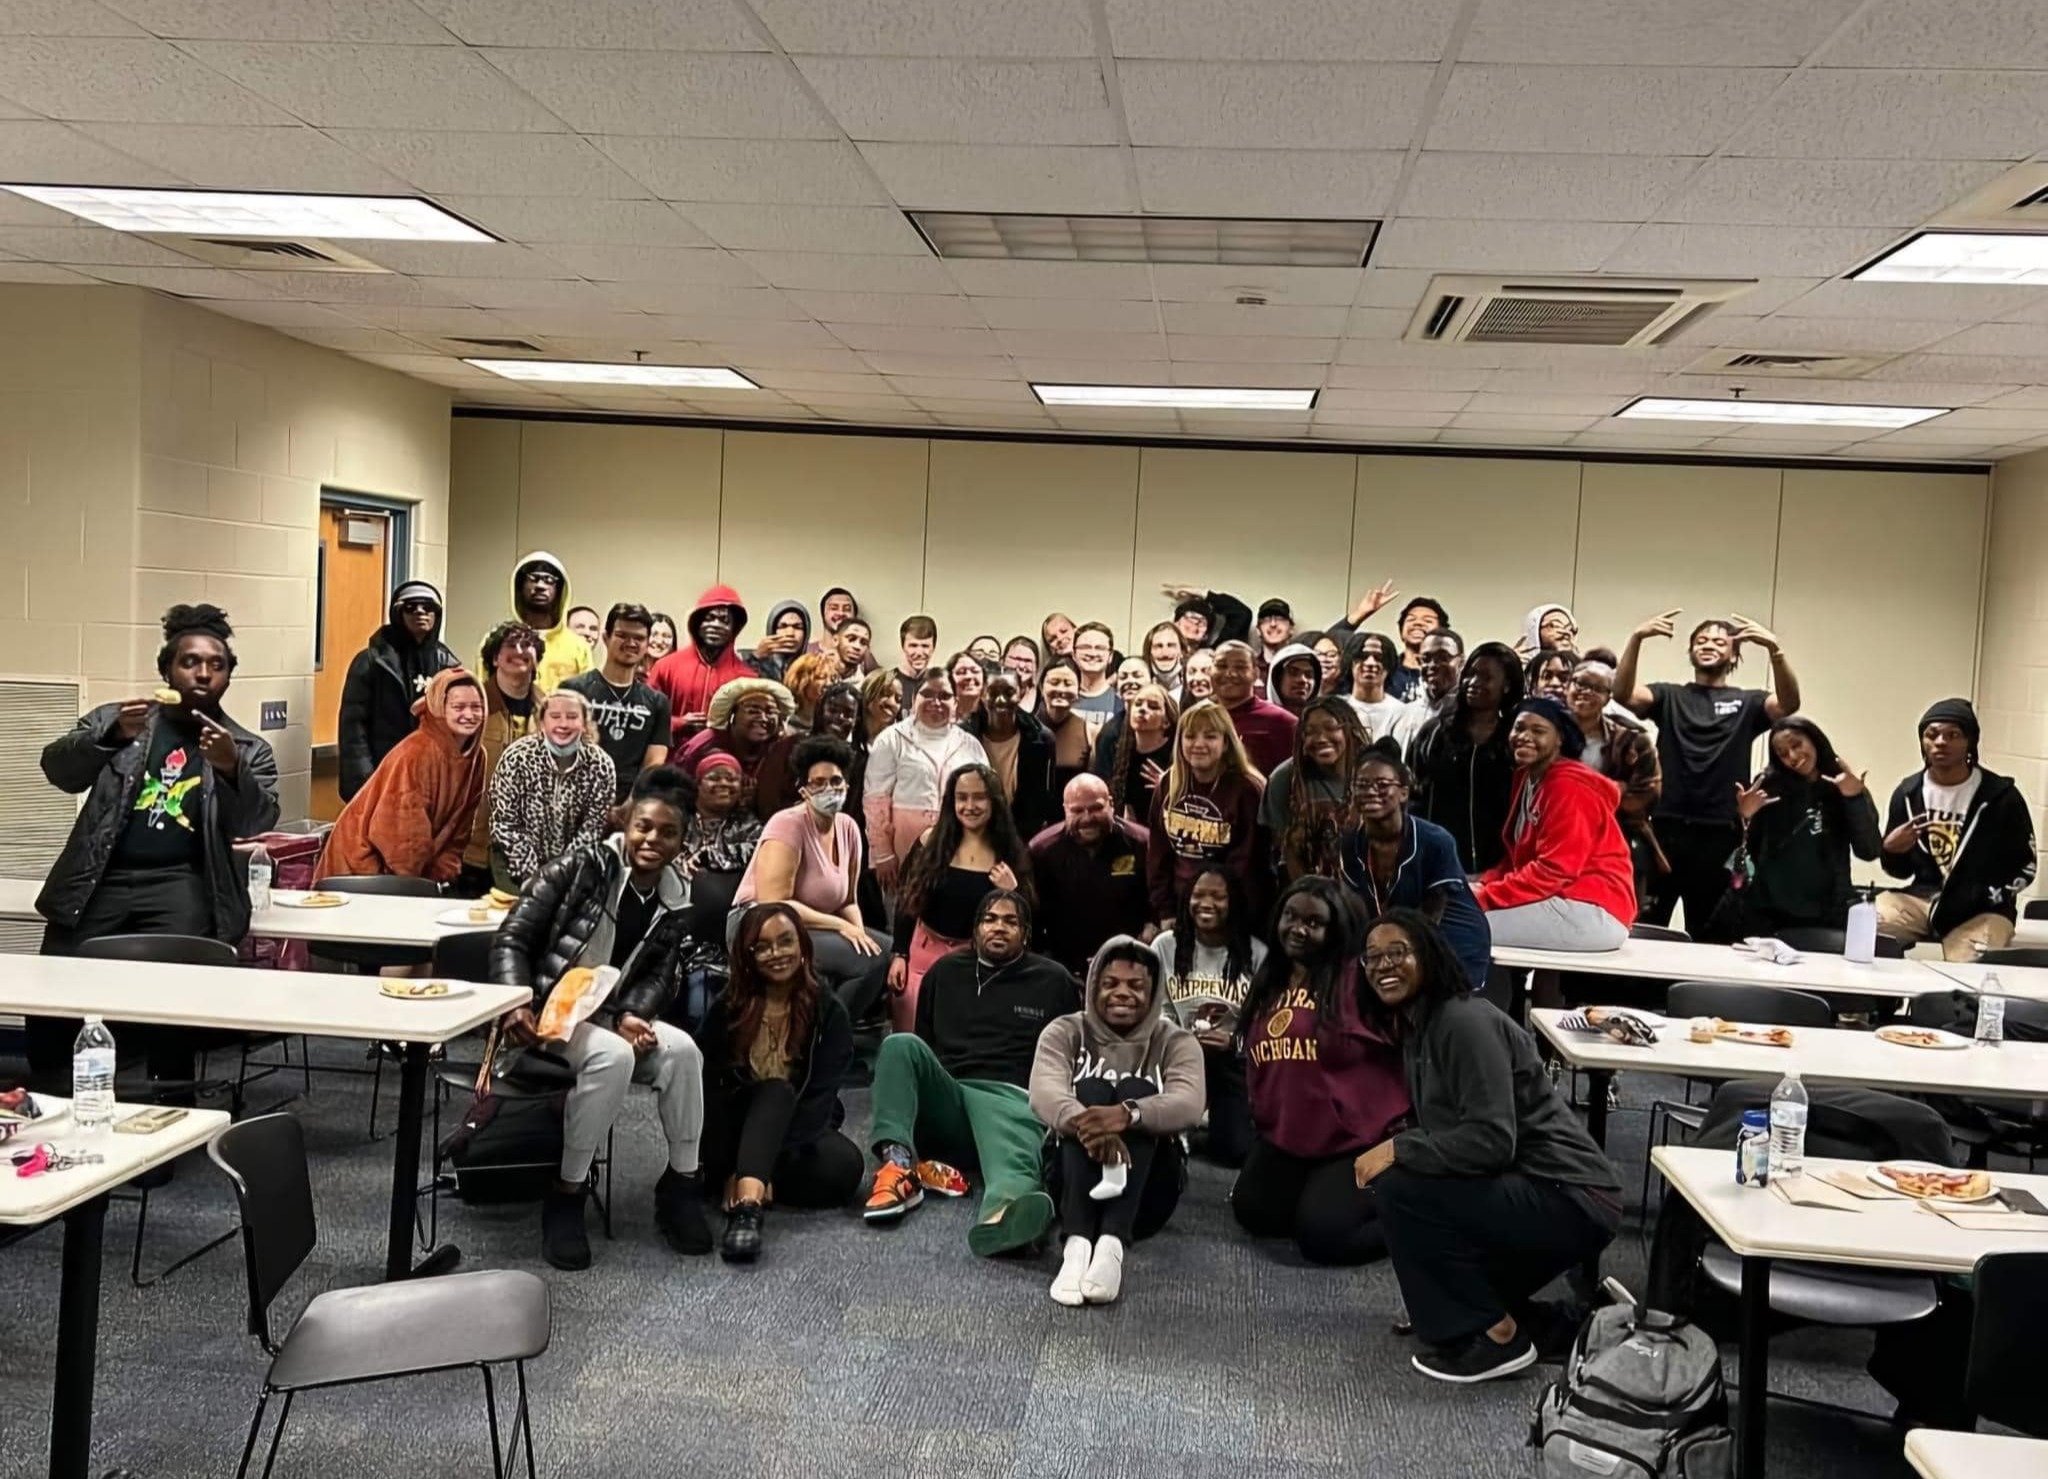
[1843,890,1877,964]
[247,843,273,915]
[1769,1070,1808,1180]
[1976,972,2008,1048]
[72,1016,116,1132]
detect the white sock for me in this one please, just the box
[1051,1236,1091,1307]
[1081,1235,1124,1304]
[1089,1160,1128,1201]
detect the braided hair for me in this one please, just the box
[156,603,236,678]
[1107,682,1179,818]
[1278,695,1370,881]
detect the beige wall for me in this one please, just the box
[1980,447,2048,879]
[449,419,1988,805]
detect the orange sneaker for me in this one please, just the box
[863,1161,924,1222]
[915,1160,970,1198]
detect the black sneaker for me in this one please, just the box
[655,1169,714,1256]
[722,1201,765,1264]
[541,1188,590,1271]
[1412,1328,1538,1384]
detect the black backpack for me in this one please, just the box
[439,1049,577,1204]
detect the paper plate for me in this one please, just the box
[1869,1161,1999,1204]
[436,907,506,928]
[1875,1025,1973,1051]
[377,981,474,1001]
[272,891,349,909]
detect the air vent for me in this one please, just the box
[1405,275,1755,348]
[907,212,1377,267]
[1688,348,1888,378]
[448,336,544,354]
[144,234,390,274]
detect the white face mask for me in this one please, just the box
[544,734,581,759]
[806,786,847,817]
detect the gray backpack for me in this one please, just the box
[1533,1301,1732,1479]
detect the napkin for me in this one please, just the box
[1734,937,1804,966]
[1771,1177,1866,1212]
[1814,1167,1910,1201]
[1926,1207,2048,1233]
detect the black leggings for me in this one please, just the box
[1049,1077,1184,1243]
[1201,1046,1253,1168]
[1230,1135,1386,1265]
[701,1078,864,1208]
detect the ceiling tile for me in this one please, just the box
[184,42,566,130]
[1864,353,2048,385]
[420,277,618,309]
[741,251,958,292]
[972,297,1161,332]
[330,129,646,196]
[229,269,470,305]
[1375,217,1638,272]
[1150,263,1363,306]
[1133,147,1401,216]
[829,323,1002,355]
[1922,323,2048,358]
[754,0,1096,57]
[1120,61,1434,149]
[1657,374,2013,407]
[1462,0,1862,65]
[1344,307,1412,339]
[352,241,574,278]
[414,0,766,49]
[597,282,796,315]
[928,412,1057,429]
[1486,367,1672,394]
[0,38,293,123]
[1403,152,1699,222]
[1312,407,1457,427]
[1736,70,2048,161]
[1571,428,1717,450]
[783,290,981,327]
[745,370,893,394]
[1310,425,1438,443]
[537,244,763,285]
[0,262,108,284]
[1167,363,1325,387]
[0,120,188,184]
[1921,406,2048,430]
[650,316,843,347]
[1452,411,1603,431]
[854,351,1014,377]
[0,2,149,37]
[103,0,456,42]
[1699,436,1862,456]
[1659,157,2010,227]
[1338,340,1504,368]
[1327,364,1492,391]
[860,143,1133,213]
[1167,333,1337,362]
[594,138,885,205]
[1011,358,1166,382]
[1602,223,1897,277]
[945,259,1154,299]
[482,49,833,138]
[676,202,930,255]
[1161,301,1349,337]
[1106,0,1461,60]
[78,263,275,296]
[70,122,415,191]
[885,378,1038,402]
[1439,428,1579,446]
[1823,1,2048,70]
[1976,389,2048,410]
[438,197,711,248]
[1780,279,2043,322]
[1427,65,1785,154]
[334,303,525,336]
[201,297,359,328]
[283,324,440,352]
[797,58,1117,145]
[1318,388,1472,411]
[1693,315,1958,353]
[1464,392,1628,417]
[994,329,1168,360]
[0,224,206,265]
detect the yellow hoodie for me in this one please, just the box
[510,549,591,693]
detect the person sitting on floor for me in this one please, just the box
[694,902,864,1264]
[1030,937,1205,1308]
[489,767,710,1271]
[315,667,484,886]
[488,689,616,890]
[1152,865,1265,1168]
[1355,908,1623,1384]
[1229,876,1408,1267]
[861,890,1080,1256]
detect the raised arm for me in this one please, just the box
[1612,609,1678,717]
[1732,614,1800,719]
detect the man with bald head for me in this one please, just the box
[1028,773,1154,974]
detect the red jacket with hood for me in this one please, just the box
[1473,759,1636,923]
[648,584,754,744]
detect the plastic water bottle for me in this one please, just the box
[247,843,273,915]
[1843,892,1877,964]
[72,1017,116,1132]
[1976,972,2008,1049]
[1769,1070,1808,1180]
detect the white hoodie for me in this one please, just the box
[862,719,989,866]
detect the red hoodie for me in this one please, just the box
[648,584,754,744]
[1474,760,1636,923]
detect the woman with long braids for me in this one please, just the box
[1096,681,1178,825]
[1262,694,1370,884]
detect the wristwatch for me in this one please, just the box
[1121,1099,1143,1127]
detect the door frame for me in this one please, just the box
[315,488,412,675]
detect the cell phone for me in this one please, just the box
[2001,1187,2048,1217]
[113,1106,189,1135]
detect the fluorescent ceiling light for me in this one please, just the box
[0,185,492,241]
[912,212,1376,267]
[466,359,759,389]
[1616,396,1947,430]
[1852,230,2048,285]
[1033,384,1316,410]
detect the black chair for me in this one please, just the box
[312,875,443,1138]
[434,928,497,984]
[1967,1251,2048,1437]
[2023,900,2048,921]
[210,1113,550,1479]
[1974,946,2048,969]
[1773,926,1906,960]
[1628,922,1690,943]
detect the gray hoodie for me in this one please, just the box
[1028,935,1207,1137]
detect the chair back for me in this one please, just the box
[2023,899,2048,921]
[319,874,442,898]
[1975,946,2048,970]
[77,933,239,968]
[1968,1251,2048,1436]
[1773,926,1904,959]
[1666,980,1834,1030]
[207,1113,317,1351]
[1629,923,1690,943]
[433,929,496,983]
[1909,989,2048,1042]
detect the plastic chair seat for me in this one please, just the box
[268,1269,549,1391]
[1699,1242,1937,1326]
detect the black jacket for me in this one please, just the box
[489,838,692,1024]
[1879,767,2037,937]
[695,987,851,1147]
[1407,711,1516,873]
[914,948,1080,1087]
[1733,778,1881,932]
[37,705,280,940]
[967,709,1059,838]
[337,597,459,801]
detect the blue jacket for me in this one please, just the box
[1337,813,1492,991]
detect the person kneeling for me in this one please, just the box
[695,903,865,1263]
[490,767,711,1270]
[862,890,1080,1256]
[1355,909,1623,1383]
[1030,937,1205,1307]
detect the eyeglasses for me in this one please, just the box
[1363,944,1414,970]
[1565,676,1611,696]
[749,939,800,958]
[1355,778,1403,795]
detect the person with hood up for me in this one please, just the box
[862,664,989,894]
[489,689,617,889]
[1030,936,1206,1307]
[807,586,879,674]
[508,550,591,693]
[675,677,795,818]
[1469,697,1636,952]
[750,599,812,684]
[649,584,755,743]
[1265,642,1322,719]
[315,667,485,884]
[1517,603,1578,659]
[337,579,458,801]
[1874,698,2038,959]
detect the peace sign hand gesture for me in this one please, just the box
[1350,577,1398,625]
[1734,779,1777,824]
[1823,762,1866,798]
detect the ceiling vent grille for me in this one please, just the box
[1405,275,1755,348]
[1687,348,1888,378]
[146,234,390,273]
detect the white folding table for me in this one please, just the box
[1905,1429,2047,1479]
[1493,936,2005,1002]
[0,875,485,950]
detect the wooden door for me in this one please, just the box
[314,505,391,748]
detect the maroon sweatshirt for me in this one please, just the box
[1227,696,1297,778]
[1145,770,1268,923]
[1246,960,1412,1160]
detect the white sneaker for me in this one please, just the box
[1089,1160,1129,1201]
[1050,1236,1091,1307]
[1081,1235,1124,1304]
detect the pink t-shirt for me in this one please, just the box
[734,805,863,918]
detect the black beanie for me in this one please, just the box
[1919,698,1979,746]
[1517,696,1585,760]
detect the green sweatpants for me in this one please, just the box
[868,1033,1052,1255]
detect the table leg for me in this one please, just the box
[1737,1254,1771,1479]
[50,1194,107,1479]
[385,1042,460,1281]
[1585,1069,1613,1148]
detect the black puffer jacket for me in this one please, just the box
[37,704,280,940]
[337,582,460,801]
[695,986,852,1146]
[489,837,692,1024]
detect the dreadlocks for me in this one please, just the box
[1278,695,1370,882]
[157,603,236,677]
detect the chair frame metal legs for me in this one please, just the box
[235,1362,537,1479]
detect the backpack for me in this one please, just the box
[1532,1300,1731,1479]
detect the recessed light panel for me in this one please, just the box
[0,185,493,241]
[466,360,759,389]
[1852,230,2048,285]
[1616,396,1947,430]
[912,212,1375,267]
[1033,384,1316,410]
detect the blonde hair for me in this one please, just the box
[783,652,834,715]
[1165,698,1264,811]
[538,688,596,744]
[858,667,900,738]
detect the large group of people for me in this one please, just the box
[29,563,2038,1388]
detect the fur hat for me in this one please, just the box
[707,677,794,730]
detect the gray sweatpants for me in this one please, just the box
[1484,897,1628,952]
[558,1017,704,1182]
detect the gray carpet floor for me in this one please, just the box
[0,1043,1938,1478]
